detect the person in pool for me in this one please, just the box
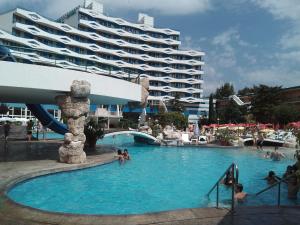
[264,171,279,185]
[264,151,271,159]
[122,149,130,160]
[283,166,295,180]
[117,149,124,163]
[270,148,285,161]
[234,183,247,202]
[222,169,234,186]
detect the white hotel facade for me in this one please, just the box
[0,0,209,121]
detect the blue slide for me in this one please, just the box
[0,46,69,135]
[26,104,68,135]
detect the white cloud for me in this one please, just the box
[243,67,300,87]
[243,53,257,64]
[280,32,300,49]
[252,0,300,50]
[275,51,300,63]
[251,0,300,20]
[210,28,240,68]
[203,65,225,95]
[212,28,239,47]
[0,0,213,18]
[100,0,213,15]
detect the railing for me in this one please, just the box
[206,163,239,211]
[255,176,289,207]
[0,44,136,82]
[56,5,82,23]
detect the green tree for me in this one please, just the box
[158,112,187,130]
[214,83,235,99]
[168,93,185,113]
[223,100,245,123]
[274,104,299,126]
[251,85,282,123]
[208,94,216,124]
[214,83,248,123]
[237,87,254,96]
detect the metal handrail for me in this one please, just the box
[255,176,290,206]
[206,163,239,211]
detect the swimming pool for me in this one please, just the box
[33,132,64,140]
[7,142,298,215]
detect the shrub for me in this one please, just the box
[158,112,188,130]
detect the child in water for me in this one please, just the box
[123,149,130,160]
[117,149,124,163]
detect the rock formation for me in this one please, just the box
[56,80,91,164]
[163,125,182,140]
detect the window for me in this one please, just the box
[29,14,40,20]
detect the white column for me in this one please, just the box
[117,105,120,117]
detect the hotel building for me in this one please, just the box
[0,0,208,121]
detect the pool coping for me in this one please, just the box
[1,152,300,225]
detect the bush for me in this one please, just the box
[157,112,187,130]
[84,117,105,151]
[119,118,138,129]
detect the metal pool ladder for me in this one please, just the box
[255,176,290,207]
[206,163,239,211]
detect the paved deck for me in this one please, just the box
[0,142,300,225]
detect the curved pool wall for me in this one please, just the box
[7,143,298,215]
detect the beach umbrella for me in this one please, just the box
[260,128,273,133]
[217,126,228,130]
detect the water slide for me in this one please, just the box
[0,46,68,135]
[230,95,250,106]
[26,104,68,135]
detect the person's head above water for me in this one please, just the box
[124,149,128,153]
[117,149,122,155]
[235,183,243,193]
[268,171,275,177]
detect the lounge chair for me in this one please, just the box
[182,133,191,144]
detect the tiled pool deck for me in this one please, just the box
[0,141,300,225]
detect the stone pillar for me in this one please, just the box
[56,80,91,164]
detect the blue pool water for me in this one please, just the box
[33,132,64,140]
[7,142,298,215]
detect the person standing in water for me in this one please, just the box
[3,121,10,141]
[123,149,130,160]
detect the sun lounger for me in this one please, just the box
[182,133,191,144]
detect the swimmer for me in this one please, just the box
[264,171,278,185]
[283,166,294,180]
[264,151,271,159]
[270,148,285,161]
[123,149,130,160]
[234,183,247,202]
[222,169,234,186]
[117,149,124,163]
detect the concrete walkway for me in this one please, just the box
[0,143,300,225]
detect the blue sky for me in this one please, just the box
[1,0,300,95]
